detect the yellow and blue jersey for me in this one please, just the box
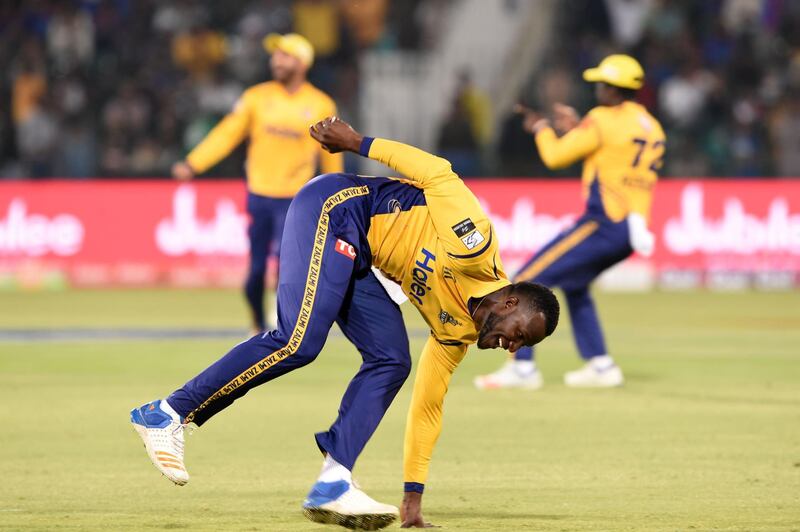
[363,139,509,346]
[535,100,665,222]
[173,136,508,490]
[186,81,343,198]
[298,138,508,486]
[361,138,510,487]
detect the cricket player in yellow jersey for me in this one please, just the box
[131,117,560,530]
[171,33,343,333]
[476,54,665,390]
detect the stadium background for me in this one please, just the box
[1,0,799,290]
[1,1,799,531]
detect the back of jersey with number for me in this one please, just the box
[581,101,666,222]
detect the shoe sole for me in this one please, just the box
[132,422,188,486]
[302,508,397,530]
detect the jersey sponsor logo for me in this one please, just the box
[335,239,356,260]
[442,266,455,281]
[388,199,402,213]
[452,217,485,250]
[461,229,485,250]
[438,310,461,326]
[263,125,304,140]
[451,218,476,237]
[408,248,435,306]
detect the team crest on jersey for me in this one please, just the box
[439,310,461,326]
[451,218,485,250]
[461,230,485,250]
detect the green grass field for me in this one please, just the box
[1,289,799,531]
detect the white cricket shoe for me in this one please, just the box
[302,479,398,530]
[564,359,624,388]
[474,360,543,390]
[130,400,189,486]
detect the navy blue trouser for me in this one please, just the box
[168,182,411,470]
[245,192,293,331]
[514,213,633,362]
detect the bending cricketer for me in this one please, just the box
[172,33,343,333]
[475,54,665,390]
[131,117,560,530]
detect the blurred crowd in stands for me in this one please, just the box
[1,0,799,179]
[497,0,800,177]
[0,0,431,178]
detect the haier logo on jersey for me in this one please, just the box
[408,248,435,305]
[335,239,356,260]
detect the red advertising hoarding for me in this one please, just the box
[1,179,799,289]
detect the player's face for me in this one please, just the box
[270,49,304,83]
[595,82,616,106]
[476,306,547,353]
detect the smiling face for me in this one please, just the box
[475,302,547,353]
[473,282,559,353]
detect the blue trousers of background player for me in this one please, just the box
[245,192,293,331]
[513,212,633,362]
[168,181,411,470]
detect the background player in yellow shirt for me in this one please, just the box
[171,33,343,333]
[476,54,665,390]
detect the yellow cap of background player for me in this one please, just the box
[263,33,314,68]
[582,54,645,90]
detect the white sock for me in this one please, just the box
[513,360,537,376]
[318,454,352,484]
[160,399,181,421]
[590,355,615,371]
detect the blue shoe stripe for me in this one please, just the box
[130,400,172,429]
[302,480,351,508]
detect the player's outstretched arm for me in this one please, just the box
[515,104,600,169]
[310,116,497,262]
[183,94,253,175]
[171,161,195,181]
[401,338,467,528]
[309,117,455,188]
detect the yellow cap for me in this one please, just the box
[263,33,314,68]
[582,54,645,90]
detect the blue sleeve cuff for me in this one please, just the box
[359,136,375,157]
[404,482,425,494]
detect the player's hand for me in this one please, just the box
[400,492,438,528]
[309,116,363,154]
[513,104,550,135]
[171,161,195,181]
[627,213,656,257]
[552,103,580,134]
